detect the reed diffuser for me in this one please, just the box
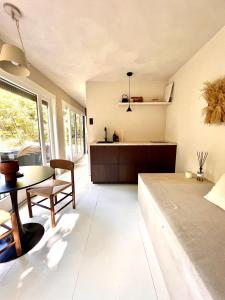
[197,152,208,181]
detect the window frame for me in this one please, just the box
[0,76,56,166]
[38,96,55,165]
[0,73,58,205]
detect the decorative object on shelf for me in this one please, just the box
[202,77,225,124]
[131,96,143,103]
[0,145,41,182]
[0,3,30,77]
[112,131,119,142]
[126,72,133,112]
[163,82,174,102]
[185,171,193,179]
[121,94,129,103]
[197,151,208,181]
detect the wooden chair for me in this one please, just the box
[0,209,22,257]
[26,159,75,228]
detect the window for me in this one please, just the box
[63,107,71,160]
[0,78,52,165]
[0,78,54,200]
[42,100,52,163]
[71,111,77,161]
[63,104,85,162]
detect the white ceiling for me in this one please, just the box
[0,0,225,106]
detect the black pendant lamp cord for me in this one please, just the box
[128,76,131,108]
[126,72,133,112]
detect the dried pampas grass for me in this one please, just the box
[202,77,225,124]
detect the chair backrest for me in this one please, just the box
[50,159,74,171]
[50,159,75,189]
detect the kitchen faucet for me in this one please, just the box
[104,127,107,142]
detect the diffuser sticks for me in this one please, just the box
[197,151,208,181]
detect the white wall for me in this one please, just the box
[86,80,167,143]
[165,26,225,182]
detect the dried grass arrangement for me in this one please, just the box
[202,77,225,124]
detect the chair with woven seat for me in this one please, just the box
[0,209,22,257]
[26,159,75,228]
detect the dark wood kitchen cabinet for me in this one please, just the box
[90,144,177,183]
[90,146,119,183]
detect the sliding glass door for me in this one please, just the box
[71,111,77,161]
[63,107,71,160]
[63,105,85,162]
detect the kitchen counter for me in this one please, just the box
[90,141,177,146]
[90,143,177,183]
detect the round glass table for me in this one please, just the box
[0,165,54,262]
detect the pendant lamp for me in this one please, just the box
[126,72,133,112]
[0,3,30,77]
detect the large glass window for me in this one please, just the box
[0,78,52,166]
[42,100,51,163]
[71,111,77,161]
[76,114,84,157]
[63,105,85,162]
[63,107,71,160]
[0,78,54,201]
[0,86,42,165]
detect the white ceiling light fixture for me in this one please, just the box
[0,3,30,77]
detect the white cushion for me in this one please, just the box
[204,174,225,210]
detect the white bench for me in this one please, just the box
[138,173,223,300]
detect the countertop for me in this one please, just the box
[90,141,177,146]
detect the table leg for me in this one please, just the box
[9,190,25,237]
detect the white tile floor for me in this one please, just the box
[0,157,170,300]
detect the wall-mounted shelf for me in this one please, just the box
[118,101,171,106]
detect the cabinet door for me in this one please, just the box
[146,145,177,172]
[91,164,118,183]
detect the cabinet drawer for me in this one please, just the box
[90,146,119,164]
[119,146,148,164]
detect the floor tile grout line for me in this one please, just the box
[72,191,100,300]
[137,220,159,300]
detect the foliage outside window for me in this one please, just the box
[0,88,40,151]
